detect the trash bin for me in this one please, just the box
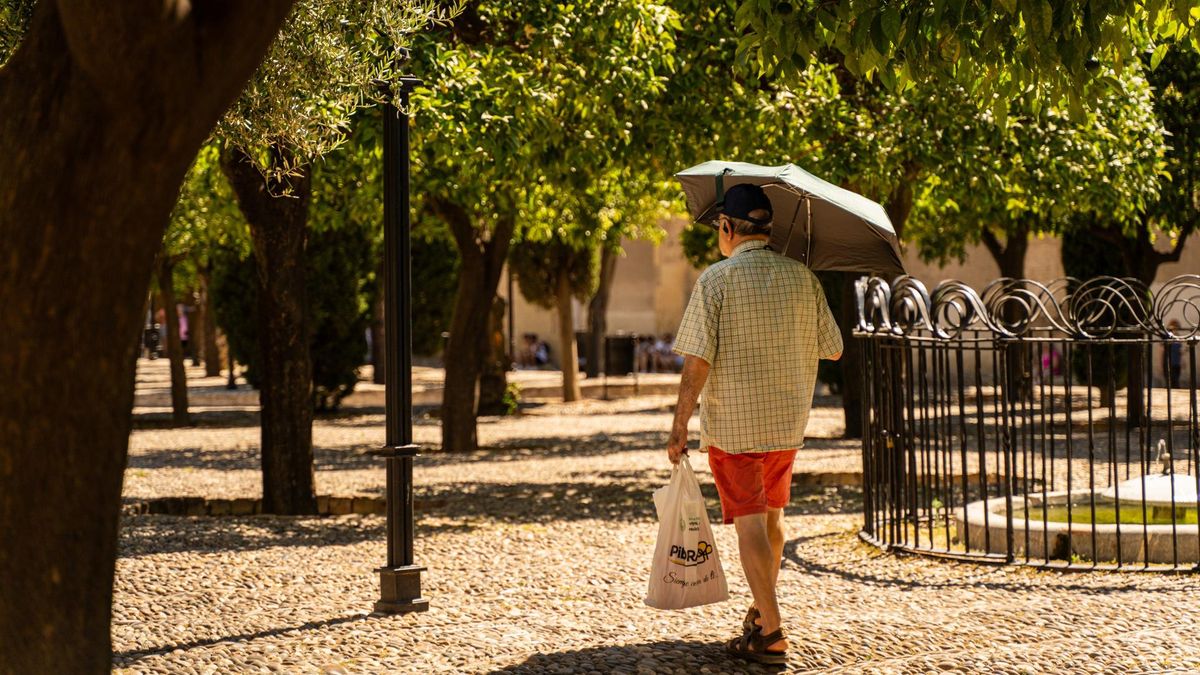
[604,334,636,376]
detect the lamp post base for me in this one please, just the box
[374,565,429,614]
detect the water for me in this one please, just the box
[1013,502,1199,526]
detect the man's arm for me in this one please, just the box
[667,355,710,464]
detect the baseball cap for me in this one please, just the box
[716,183,773,225]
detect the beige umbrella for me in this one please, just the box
[676,160,905,276]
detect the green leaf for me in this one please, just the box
[1150,43,1170,70]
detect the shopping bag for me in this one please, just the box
[644,456,729,609]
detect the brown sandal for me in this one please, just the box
[726,626,787,665]
[742,605,760,632]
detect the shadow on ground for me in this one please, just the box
[125,431,673,473]
[783,531,1190,595]
[112,613,372,666]
[490,640,785,674]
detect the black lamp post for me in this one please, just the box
[373,56,427,615]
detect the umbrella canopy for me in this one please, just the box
[675,160,904,276]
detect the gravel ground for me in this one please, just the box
[114,361,1200,673]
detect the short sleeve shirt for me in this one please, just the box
[674,240,842,454]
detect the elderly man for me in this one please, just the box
[666,183,842,665]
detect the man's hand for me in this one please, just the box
[667,427,688,465]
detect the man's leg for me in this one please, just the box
[734,513,787,652]
[749,508,786,619]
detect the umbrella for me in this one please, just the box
[675,160,904,276]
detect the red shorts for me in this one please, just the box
[707,447,798,524]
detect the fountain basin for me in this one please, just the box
[957,490,1200,565]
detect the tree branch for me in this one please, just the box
[1160,227,1192,264]
[427,196,480,261]
[980,226,1005,263]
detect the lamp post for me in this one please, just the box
[373,57,427,615]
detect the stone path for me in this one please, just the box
[114,362,1200,673]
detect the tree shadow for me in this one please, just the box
[411,482,860,526]
[112,613,372,666]
[126,444,384,472]
[490,640,786,674]
[117,513,475,558]
[783,531,1191,595]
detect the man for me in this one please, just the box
[666,183,842,665]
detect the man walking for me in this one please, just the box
[666,183,842,665]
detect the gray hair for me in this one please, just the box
[723,209,772,237]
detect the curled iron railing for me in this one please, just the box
[856,274,1200,340]
[854,275,1200,571]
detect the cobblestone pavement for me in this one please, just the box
[116,363,1200,673]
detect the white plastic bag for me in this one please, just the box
[644,456,729,609]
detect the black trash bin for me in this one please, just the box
[604,334,636,376]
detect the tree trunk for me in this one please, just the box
[222,148,316,515]
[883,163,921,241]
[371,262,386,385]
[435,199,514,452]
[200,269,222,377]
[557,273,582,402]
[981,225,1032,403]
[586,246,618,378]
[837,274,863,439]
[478,296,510,415]
[158,257,191,426]
[0,3,296,671]
[442,262,496,450]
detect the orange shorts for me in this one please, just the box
[707,447,798,524]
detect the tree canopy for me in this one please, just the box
[734,0,1200,106]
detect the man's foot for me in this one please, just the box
[741,607,787,653]
[726,627,788,664]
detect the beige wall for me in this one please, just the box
[505,219,1198,370]
[505,217,700,368]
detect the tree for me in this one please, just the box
[734,1,1200,105]
[411,0,679,451]
[0,2,298,671]
[214,0,452,514]
[510,227,601,401]
[1099,44,1200,284]
[908,67,1165,281]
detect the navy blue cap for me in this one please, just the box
[716,183,773,225]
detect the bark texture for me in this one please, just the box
[556,274,582,402]
[432,197,514,452]
[477,296,510,415]
[585,246,618,378]
[200,268,221,376]
[158,256,191,425]
[222,148,317,515]
[0,2,296,671]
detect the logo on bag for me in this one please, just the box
[678,511,701,534]
[669,540,714,567]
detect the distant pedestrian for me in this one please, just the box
[666,183,842,665]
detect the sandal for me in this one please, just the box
[742,605,761,632]
[726,626,788,665]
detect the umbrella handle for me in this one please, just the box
[780,195,811,265]
[805,196,812,266]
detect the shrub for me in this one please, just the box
[210,222,373,411]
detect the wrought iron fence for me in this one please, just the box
[855,275,1200,571]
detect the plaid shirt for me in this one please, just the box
[674,240,842,454]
